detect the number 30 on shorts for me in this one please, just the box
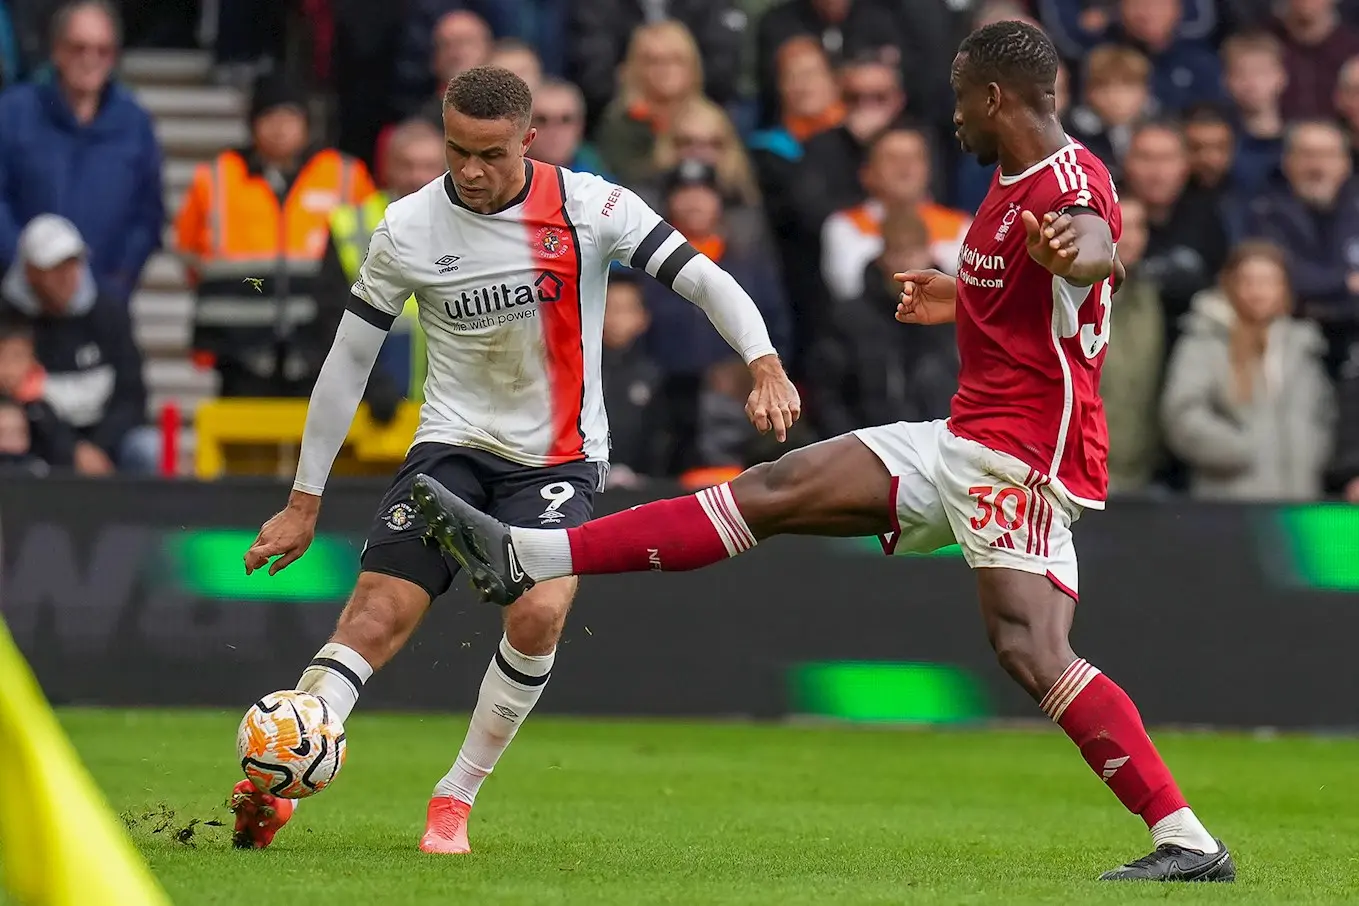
[968,484,1028,532]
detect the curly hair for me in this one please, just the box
[443,65,533,126]
[957,19,1060,101]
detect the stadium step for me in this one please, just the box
[165,158,201,192]
[134,84,245,120]
[141,253,189,292]
[156,118,249,157]
[132,290,194,353]
[145,356,219,414]
[119,50,214,86]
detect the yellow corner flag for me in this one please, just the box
[0,617,171,906]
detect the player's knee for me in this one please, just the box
[504,578,575,655]
[990,629,1073,700]
[734,451,817,529]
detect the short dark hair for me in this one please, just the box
[957,19,1060,100]
[1182,103,1232,130]
[1130,116,1185,145]
[444,65,533,126]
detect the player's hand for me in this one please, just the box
[245,491,320,576]
[1022,210,1079,277]
[746,355,801,442]
[894,269,956,324]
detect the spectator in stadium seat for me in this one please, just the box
[1065,45,1157,180]
[392,1,514,118]
[1328,346,1359,500]
[1221,31,1287,196]
[315,119,447,421]
[1245,119,1359,377]
[592,20,707,188]
[488,37,542,96]
[648,96,773,258]
[174,74,376,398]
[1123,119,1228,347]
[1182,103,1250,243]
[526,78,609,176]
[821,126,969,305]
[0,395,49,475]
[570,0,744,124]
[806,205,957,440]
[791,54,907,236]
[1109,0,1223,112]
[0,0,162,306]
[600,269,666,488]
[411,10,493,124]
[756,0,948,129]
[0,215,157,474]
[1099,197,1166,495]
[1162,241,1336,501]
[1272,0,1359,119]
[1333,55,1359,166]
[0,315,73,470]
[642,160,790,472]
[1038,0,1218,61]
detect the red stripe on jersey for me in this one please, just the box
[523,159,585,462]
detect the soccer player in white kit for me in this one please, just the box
[229,66,801,853]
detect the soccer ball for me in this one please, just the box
[236,690,347,799]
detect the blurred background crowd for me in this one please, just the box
[0,0,1355,502]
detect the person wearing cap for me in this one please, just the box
[642,158,792,472]
[174,72,376,397]
[0,214,157,474]
[0,0,163,306]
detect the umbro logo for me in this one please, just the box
[435,254,460,273]
[492,704,519,720]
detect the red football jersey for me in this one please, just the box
[948,141,1121,508]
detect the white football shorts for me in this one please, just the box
[852,419,1082,598]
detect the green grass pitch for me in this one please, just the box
[47,709,1359,904]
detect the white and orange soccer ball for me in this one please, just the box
[236,690,347,799]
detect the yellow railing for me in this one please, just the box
[194,399,421,479]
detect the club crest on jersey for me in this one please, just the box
[385,502,417,531]
[535,226,569,259]
[995,203,1022,242]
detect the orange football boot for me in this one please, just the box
[229,779,296,849]
[419,797,472,854]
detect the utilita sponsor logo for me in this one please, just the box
[442,272,565,330]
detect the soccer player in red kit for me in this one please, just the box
[412,20,1234,882]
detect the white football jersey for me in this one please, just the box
[350,160,690,467]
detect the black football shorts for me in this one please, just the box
[361,443,606,598]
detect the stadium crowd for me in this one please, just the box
[0,0,1355,502]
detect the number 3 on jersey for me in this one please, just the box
[1079,280,1112,359]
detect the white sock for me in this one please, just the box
[296,642,373,725]
[509,526,573,580]
[433,635,554,805]
[1150,807,1218,853]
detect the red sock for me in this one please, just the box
[1042,659,1187,828]
[566,483,756,574]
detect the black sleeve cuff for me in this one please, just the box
[346,293,398,331]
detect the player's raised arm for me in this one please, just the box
[1021,208,1115,287]
[244,221,407,576]
[599,177,801,441]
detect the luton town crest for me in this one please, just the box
[535,226,569,258]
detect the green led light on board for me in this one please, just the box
[789,661,991,724]
[1273,506,1359,592]
[166,530,358,602]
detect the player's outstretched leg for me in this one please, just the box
[412,435,896,606]
[975,569,1235,882]
[230,573,429,849]
[420,580,575,855]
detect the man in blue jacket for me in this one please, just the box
[0,0,163,305]
[1246,119,1359,377]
